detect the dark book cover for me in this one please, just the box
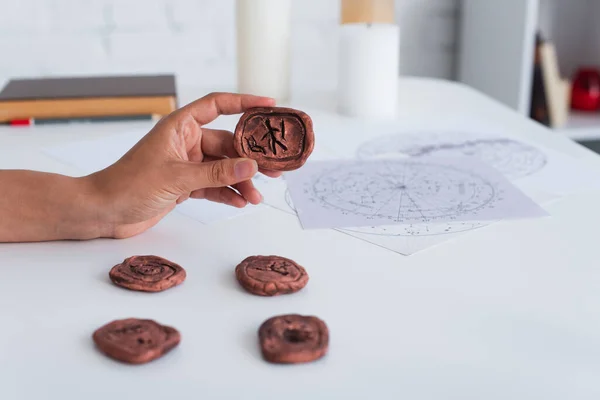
[0,74,177,101]
[529,33,550,126]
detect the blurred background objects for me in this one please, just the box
[0,0,459,92]
[3,0,600,148]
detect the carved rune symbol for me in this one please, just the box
[246,135,266,154]
[261,118,288,155]
[256,262,290,276]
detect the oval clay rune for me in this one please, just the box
[235,255,309,296]
[258,314,329,364]
[92,318,181,364]
[233,107,315,171]
[109,255,186,293]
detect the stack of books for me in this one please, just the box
[529,34,571,129]
[0,74,177,125]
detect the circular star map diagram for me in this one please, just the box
[284,184,488,237]
[357,131,548,180]
[294,160,502,225]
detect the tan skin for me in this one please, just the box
[0,92,282,243]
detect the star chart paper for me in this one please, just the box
[284,157,548,230]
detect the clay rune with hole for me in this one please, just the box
[259,314,329,364]
[109,255,186,293]
[235,255,309,296]
[233,107,315,171]
[92,318,181,364]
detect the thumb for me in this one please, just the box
[190,158,258,189]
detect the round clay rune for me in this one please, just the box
[235,255,309,296]
[109,255,186,293]
[233,107,315,171]
[258,314,329,364]
[92,318,181,364]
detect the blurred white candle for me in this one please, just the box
[236,0,292,102]
[338,23,400,118]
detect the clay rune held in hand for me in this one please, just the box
[234,107,314,171]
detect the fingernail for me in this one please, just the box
[235,159,257,179]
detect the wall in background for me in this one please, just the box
[0,0,459,92]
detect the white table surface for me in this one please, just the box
[3,78,600,400]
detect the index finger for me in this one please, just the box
[182,92,276,126]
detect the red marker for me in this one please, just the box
[8,118,32,126]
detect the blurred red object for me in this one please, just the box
[571,67,600,111]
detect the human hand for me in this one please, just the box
[87,92,282,239]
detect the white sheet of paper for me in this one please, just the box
[284,157,548,230]
[280,185,559,255]
[43,131,264,225]
[318,117,600,198]
[306,115,600,254]
[515,146,600,196]
[44,131,146,175]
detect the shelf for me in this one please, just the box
[556,111,600,142]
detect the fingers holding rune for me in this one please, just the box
[181,92,276,126]
[201,128,282,179]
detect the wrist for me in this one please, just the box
[66,176,114,240]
